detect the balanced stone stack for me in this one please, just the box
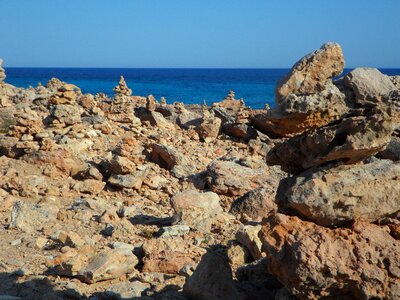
[0,58,6,82]
[106,76,140,125]
[258,43,400,299]
[113,75,132,103]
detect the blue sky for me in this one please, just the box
[0,0,399,68]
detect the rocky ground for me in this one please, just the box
[0,43,399,300]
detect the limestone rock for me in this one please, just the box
[230,188,277,222]
[10,201,59,233]
[50,104,83,125]
[195,113,221,142]
[235,225,264,260]
[280,160,400,226]
[344,68,397,105]
[206,157,284,197]
[108,168,149,189]
[252,82,349,137]
[171,189,223,231]
[49,84,80,105]
[79,248,138,283]
[108,155,136,175]
[142,237,206,274]
[0,59,6,82]
[150,143,195,178]
[260,214,400,299]
[276,42,345,102]
[267,105,398,173]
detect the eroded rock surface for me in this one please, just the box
[260,214,400,300]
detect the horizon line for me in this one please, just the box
[4,66,400,70]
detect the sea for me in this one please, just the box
[4,68,400,109]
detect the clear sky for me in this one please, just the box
[0,0,399,68]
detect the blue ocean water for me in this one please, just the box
[4,68,400,109]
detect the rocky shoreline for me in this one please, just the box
[0,43,399,299]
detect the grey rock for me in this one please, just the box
[206,157,285,197]
[230,188,277,222]
[344,68,397,105]
[105,281,150,299]
[183,249,246,300]
[51,104,83,125]
[159,225,191,238]
[10,201,59,233]
[281,160,400,227]
[108,168,149,189]
[379,136,400,161]
[150,143,195,178]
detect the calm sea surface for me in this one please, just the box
[4,68,400,109]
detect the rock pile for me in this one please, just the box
[256,43,400,299]
[0,45,399,299]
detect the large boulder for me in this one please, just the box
[252,82,349,137]
[344,68,397,106]
[206,157,285,197]
[279,160,400,226]
[267,105,398,173]
[260,214,400,299]
[275,42,345,102]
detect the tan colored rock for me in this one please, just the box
[79,248,138,283]
[267,105,399,173]
[142,237,206,274]
[73,179,105,195]
[260,214,400,299]
[49,84,80,105]
[276,42,345,102]
[109,155,136,175]
[113,76,132,96]
[195,112,222,142]
[206,157,284,197]
[252,82,349,137]
[281,160,400,226]
[171,189,223,231]
[235,224,264,260]
[344,68,397,105]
